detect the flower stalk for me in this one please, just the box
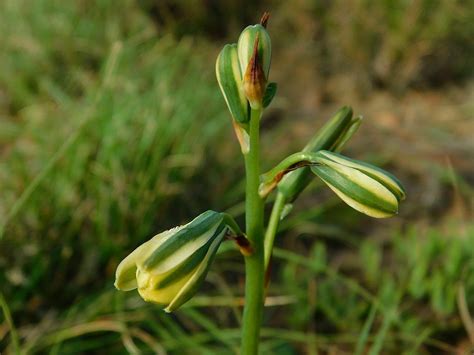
[241,107,265,354]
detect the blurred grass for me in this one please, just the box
[276,0,474,93]
[0,0,233,339]
[1,0,473,354]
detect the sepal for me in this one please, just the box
[216,44,249,124]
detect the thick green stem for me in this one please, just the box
[263,192,286,270]
[241,108,265,355]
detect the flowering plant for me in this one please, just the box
[115,12,405,354]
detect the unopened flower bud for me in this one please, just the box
[311,151,406,218]
[115,211,228,312]
[237,22,271,80]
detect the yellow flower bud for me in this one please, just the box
[115,211,227,312]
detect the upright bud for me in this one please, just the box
[278,107,354,202]
[237,20,272,80]
[115,211,228,312]
[216,44,249,124]
[311,151,406,218]
[243,36,267,109]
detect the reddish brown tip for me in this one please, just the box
[260,12,270,28]
[243,34,266,109]
[243,34,267,109]
[250,34,260,73]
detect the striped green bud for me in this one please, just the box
[278,106,354,202]
[311,151,406,218]
[216,44,249,124]
[237,24,272,80]
[115,211,228,312]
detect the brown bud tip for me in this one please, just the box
[260,12,270,28]
[249,34,261,75]
[243,34,266,109]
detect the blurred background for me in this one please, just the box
[0,0,473,353]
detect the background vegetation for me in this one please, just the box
[1,0,473,353]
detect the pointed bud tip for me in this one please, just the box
[260,12,270,28]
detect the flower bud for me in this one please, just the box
[311,151,406,218]
[242,36,267,109]
[115,210,228,312]
[278,106,354,202]
[216,44,249,124]
[237,24,271,80]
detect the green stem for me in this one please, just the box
[263,192,286,270]
[261,152,321,183]
[259,152,322,198]
[241,108,265,355]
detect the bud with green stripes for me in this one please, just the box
[216,44,249,125]
[115,210,242,312]
[311,151,406,218]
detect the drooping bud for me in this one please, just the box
[216,44,249,124]
[237,22,272,80]
[316,150,406,201]
[311,151,406,218]
[115,211,230,312]
[242,35,267,109]
[278,107,354,201]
